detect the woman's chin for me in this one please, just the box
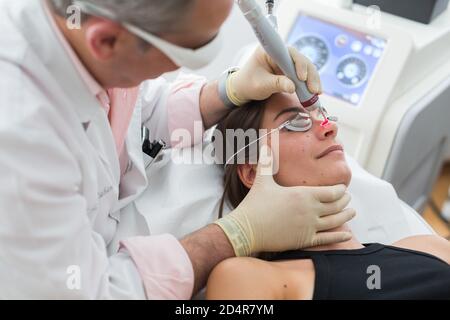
[320,163,352,187]
[338,166,352,187]
[276,159,352,188]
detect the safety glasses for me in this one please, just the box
[72,1,222,70]
[281,107,338,132]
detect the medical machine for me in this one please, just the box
[354,0,449,24]
[272,0,450,213]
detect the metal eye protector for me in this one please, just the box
[281,107,338,132]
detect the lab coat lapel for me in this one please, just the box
[32,0,120,185]
[10,0,148,215]
[13,0,122,203]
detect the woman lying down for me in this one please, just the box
[206,93,450,300]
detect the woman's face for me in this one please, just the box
[240,93,352,188]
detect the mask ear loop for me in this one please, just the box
[72,0,222,70]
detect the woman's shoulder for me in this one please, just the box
[393,235,450,264]
[206,257,291,300]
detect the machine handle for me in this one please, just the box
[237,0,322,111]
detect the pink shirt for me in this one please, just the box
[45,5,205,299]
[44,2,138,173]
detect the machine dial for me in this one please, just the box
[293,35,329,71]
[336,56,367,87]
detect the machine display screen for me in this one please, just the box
[287,15,387,106]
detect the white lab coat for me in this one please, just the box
[0,0,187,299]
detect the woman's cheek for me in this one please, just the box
[275,137,312,186]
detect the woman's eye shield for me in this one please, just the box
[279,107,338,132]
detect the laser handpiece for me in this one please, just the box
[237,0,323,114]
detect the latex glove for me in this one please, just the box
[226,46,322,106]
[215,145,355,257]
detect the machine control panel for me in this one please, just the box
[287,14,386,106]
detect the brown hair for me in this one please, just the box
[214,100,268,218]
[215,99,295,260]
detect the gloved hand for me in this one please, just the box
[226,46,322,106]
[215,145,355,257]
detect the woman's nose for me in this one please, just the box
[313,117,338,140]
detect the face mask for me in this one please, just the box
[72,1,222,70]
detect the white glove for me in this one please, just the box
[215,145,355,257]
[226,46,322,106]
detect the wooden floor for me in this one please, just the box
[422,163,450,239]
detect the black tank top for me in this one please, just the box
[270,244,450,300]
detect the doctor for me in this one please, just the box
[0,0,355,299]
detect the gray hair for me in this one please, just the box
[50,0,196,34]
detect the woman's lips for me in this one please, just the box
[317,144,344,159]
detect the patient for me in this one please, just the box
[207,93,450,300]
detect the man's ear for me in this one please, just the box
[85,20,123,60]
[237,164,257,189]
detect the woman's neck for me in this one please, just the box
[304,225,364,251]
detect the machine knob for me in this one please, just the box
[336,56,367,87]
